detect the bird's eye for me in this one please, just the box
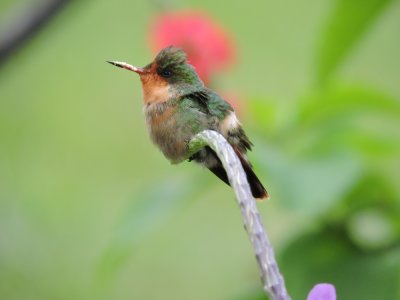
[161,69,172,78]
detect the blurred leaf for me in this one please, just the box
[291,85,400,207]
[298,85,400,126]
[337,173,400,217]
[280,228,400,299]
[251,84,400,217]
[94,173,203,287]
[316,0,393,83]
[347,209,398,250]
[291,85,400,159]
[253,141,362,215]
[330,174,400,251]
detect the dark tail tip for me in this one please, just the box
[235,151,269,201]
[252,183,269,201]
[246,168,269,200]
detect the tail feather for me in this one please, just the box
[209,164,230,186]
[242,162,269,200]
[203,149,269,200]
[234,150,269,200]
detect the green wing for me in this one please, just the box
[186,88,233,120]
[183,88,253,153]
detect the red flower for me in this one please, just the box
[148,10,235,83]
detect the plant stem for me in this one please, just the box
[188,130,291,300]
[0,0,70,65]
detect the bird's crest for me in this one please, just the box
[154,46,187,70]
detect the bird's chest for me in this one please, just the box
[144,102,190,163]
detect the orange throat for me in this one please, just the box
[140,73,172,105]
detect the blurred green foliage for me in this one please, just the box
[0,0,399,299]
[316,0,393,83]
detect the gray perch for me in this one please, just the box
[188,130,291,300]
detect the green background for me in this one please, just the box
[1,0,399,299]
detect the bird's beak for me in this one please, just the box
[107,60,146,74]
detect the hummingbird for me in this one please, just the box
[107,46,268,200]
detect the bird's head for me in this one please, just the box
[108,46,203,104]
